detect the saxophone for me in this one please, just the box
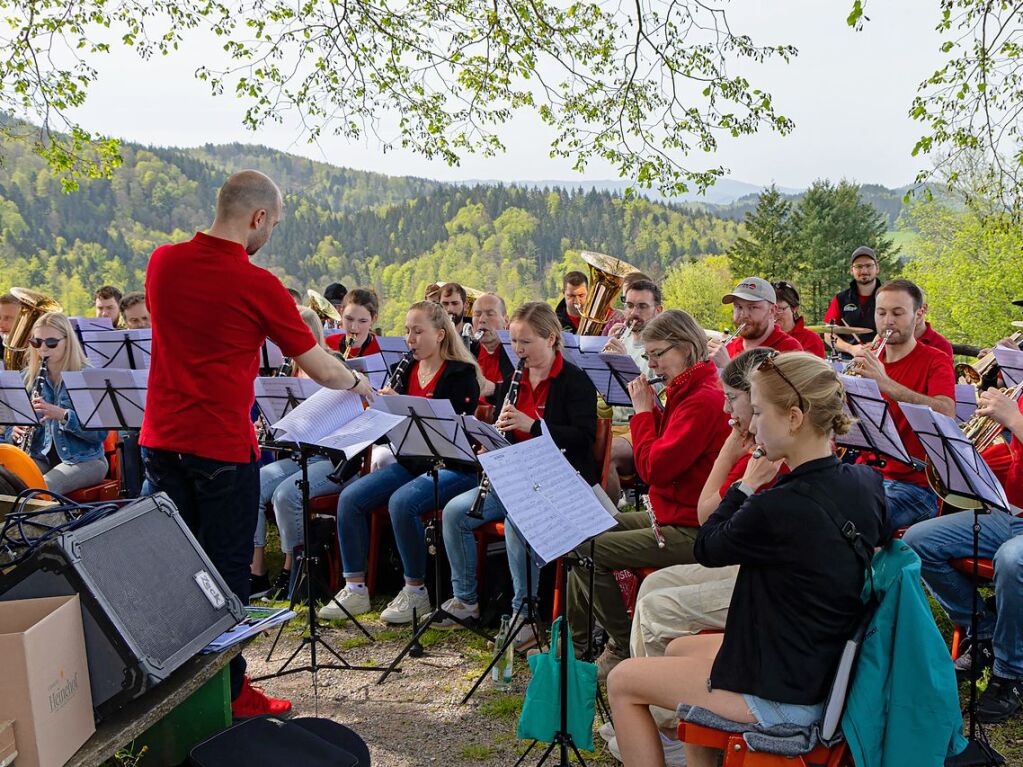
[18,358,48,454]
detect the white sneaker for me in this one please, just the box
[318,587,370,621]
[379,588,432,625]
[434,597,480,629]
[659,732,686,767]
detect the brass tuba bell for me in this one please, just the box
[306,289,342,328]
[3,288,63,371]
[575,251,641,336]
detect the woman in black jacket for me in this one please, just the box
[607,352,886,767]
[322,300,483,626]
[438,302,597,644]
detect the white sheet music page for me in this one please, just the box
[313,408,407,458]
[478,431,616,566]
[346,353,389,389]
[372,395,474,462]
[460,415,510,452]
[254,377,322,425]
[62,369,149,429]
[272,387,364,444]
[0,370,39,426]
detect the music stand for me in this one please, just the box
[376,336,412,374]
[899,404,1008,767]
[62,370,148,431]
[0,371,41,427]
[374,396,492,684]
[259,338,286,375]
[993,346,1023,388]
[836,374,915,468]
[345,353,389,389]
[496,330,521,367]
[955,384,979,424]
[80,329,152,370]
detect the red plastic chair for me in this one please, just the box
[948,556,995,660]
[67,432,122,503]
[676,721,853,766]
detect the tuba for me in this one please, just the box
[3,288,63,371]
[576,251,641,336]
[307,289,342,328]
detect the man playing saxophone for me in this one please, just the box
[849,278,955,533]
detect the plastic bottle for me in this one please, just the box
[492,614,514,690]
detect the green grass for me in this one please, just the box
[459,744,495,759]
[479,693,524,721]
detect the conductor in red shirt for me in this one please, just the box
[141,170,373,716]
[707,277,802,368]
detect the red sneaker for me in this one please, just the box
[231,676,293,718]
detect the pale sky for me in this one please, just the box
[67,1,944,192]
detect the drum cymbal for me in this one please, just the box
[804,324,873,335]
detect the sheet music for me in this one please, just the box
[81,329,152,369]
[62,369,149,429]
[376,336,411,373]
[254,377,322,425]
[0,371,40,426]
[478,431,617,566]
[313,408,407,458]
[372,394,476,463]
[272,387,365,444]
[954,384,978,424]
[836,374,913,465]
[560,332,582,365]
[578,335,608,354]
[70,317,114,333]
[901,403,1010,511]
[994,346,1023,388]
[346,353,389,389]
[461,415,510,451]
[260,338,286,370]
[496,330,520,366]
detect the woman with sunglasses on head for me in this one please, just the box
[325,288,383,358]
[319,300,483,624]
[567,309,732,672]
[6,312,108,494]
[772,281,825,358]
[437,301,598,644]
[608,352,886,767]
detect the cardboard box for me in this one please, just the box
[0,595,94,767]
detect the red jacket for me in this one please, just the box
[787,317,826,358]
[630,360,730,527]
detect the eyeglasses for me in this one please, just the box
[29,337,64,349]
[757,355,806,411]
[641,345,677,362]
[624,302,654,312]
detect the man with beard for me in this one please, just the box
[555,271,589,332]
[468,292,513,405]
[602,279,664,503]
[707,277,801,368]
[439,282,468,335]
[0,293,19,360]
[824,245,881,354]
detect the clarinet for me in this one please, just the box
[467,359,525,518]
[18,358,48,453]
[386,350,416,393]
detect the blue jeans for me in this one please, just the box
[336,462,477,581]
[442,487,507,605]
[255,456,337,554]
[903,510,1023,679]
[143,447,258,699]
[884,479,938,533]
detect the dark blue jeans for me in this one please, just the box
[143,448,259,699]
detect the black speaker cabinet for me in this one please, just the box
[0,493,245,719]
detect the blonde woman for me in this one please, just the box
[609,352,886,767]
[8,312,108,494]
[320,301,483,624]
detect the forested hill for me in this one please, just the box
[0,136,743,331]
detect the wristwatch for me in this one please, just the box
[733,480,755,498]
[346,371,365,391]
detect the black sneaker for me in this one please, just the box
[249,572,271,601]
[263,569,292,602]
[955,639,994,681]
[976,675,1023,724]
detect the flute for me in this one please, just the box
[641,493,666,549]
[647,374,667,384]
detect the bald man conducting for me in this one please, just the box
[141,170,373,718]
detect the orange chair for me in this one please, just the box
[948,556,995,660]
[0,444,47,491]
[475,403,496,425]
[676,721,852,766]
[67,432,122,503]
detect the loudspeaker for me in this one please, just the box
[0,493,245,719]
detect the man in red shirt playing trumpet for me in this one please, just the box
[707,277,802,368]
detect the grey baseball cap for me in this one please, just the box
[722,277,776,305]
[850,246,877,265]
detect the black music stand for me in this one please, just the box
[376,336,412,375]
[899,404,1008,767]
[375,400,492,684]
[62,369,147,431]
[836,374,916,469]
[80,329,152,370]
[0,371,41,428]
[259,338,286,376]
[345,353,389,389]
[955,384,979,424]
[993,346,1023,388]
[254,440,391,687]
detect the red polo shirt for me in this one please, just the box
[859,341,955,487]
[141,232,316,462]
[726,324,803,358]
[786,317,826,358]
[917,322,954,358]
[476,343,504,386]
[326,333,382,359]
[512,352,564,441]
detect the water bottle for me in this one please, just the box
[492,615,514,690]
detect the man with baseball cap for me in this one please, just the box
[824,245,881,354]
[707,277,802,368]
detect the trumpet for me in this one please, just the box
[845,329,892,377]
[18,358,48,454]
[719,323,747,347]
[468,359,525,518]
[614,319,638,340]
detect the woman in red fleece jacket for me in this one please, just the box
[566,309,730,669]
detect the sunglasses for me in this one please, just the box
[757,355,806,411]
[29,337,64,349]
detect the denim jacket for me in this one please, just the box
[3,372,107,464]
